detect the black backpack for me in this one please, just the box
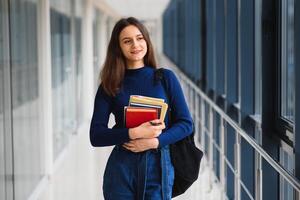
[155,68,203,197]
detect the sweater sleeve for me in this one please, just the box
[158,70,193,147]
[89,86,130,147]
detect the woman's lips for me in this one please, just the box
[131,50,142,54]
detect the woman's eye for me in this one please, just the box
[124,40,131,44]
[137,37,144,41]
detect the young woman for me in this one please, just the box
[90,17,193,200]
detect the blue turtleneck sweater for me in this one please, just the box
[89,66,193,148]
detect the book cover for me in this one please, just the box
[125,106,159,128]
[129,102,162,119]
[129,95,168,121]
[130,95,165,103]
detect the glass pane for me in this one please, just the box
[50,0,77,159]
[0,0,5,197]
[280,149,294,200]
[9,0,43,199]
[281,0,294,122]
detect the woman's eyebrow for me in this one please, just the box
[121,34,143,41]
[121,37,131,41]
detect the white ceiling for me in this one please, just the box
[104,0,171,20]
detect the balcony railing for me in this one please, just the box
[171,65,300,200]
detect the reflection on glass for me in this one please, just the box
[93,10,101,87]
[50,1,77,159]
[9,0,43,199]
[0,2,5,197]
[74,0,83,125]
[281,0,294,123]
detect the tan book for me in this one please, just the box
[130,95,165,103]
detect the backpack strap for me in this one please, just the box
[154,68,172,124]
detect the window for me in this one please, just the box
[50,0,77,159]
[9,0,44,199]
[226,0,238,104]
[280,0,294,124]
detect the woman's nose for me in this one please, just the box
[132,39,138,47]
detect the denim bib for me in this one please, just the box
[103,145,174,200]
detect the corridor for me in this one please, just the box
[1,0,300,199]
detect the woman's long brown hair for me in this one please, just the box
[100,17,157,96]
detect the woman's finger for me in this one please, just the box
[124,142,134,147]
[127,146,138,152]
[123,142,139,152]
[151,119,161,123]
[149,119,163,126]
[123,143,133,149]
[152,125,164,132]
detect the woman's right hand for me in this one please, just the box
[129,119,165,139]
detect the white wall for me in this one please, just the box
[104,0,170,53]
[104,0,170,20]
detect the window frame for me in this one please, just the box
[254,0,263,117]
[276,0,295,143]
[0,0,14,199]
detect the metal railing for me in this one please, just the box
[172,67,300,200]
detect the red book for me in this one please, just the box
[125,107,158,128]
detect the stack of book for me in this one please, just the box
[124,95,168,128]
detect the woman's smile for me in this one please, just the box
[131,50,143,54]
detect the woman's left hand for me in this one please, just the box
[122,138,159,153]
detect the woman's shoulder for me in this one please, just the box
[156,67,178,80]
[96,84,114,100]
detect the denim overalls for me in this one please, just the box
[103,145,174,200]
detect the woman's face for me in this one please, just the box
[119,25,147,68]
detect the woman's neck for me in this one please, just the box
[126,61,145,69]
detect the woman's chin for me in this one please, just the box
[129,56,144,62]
